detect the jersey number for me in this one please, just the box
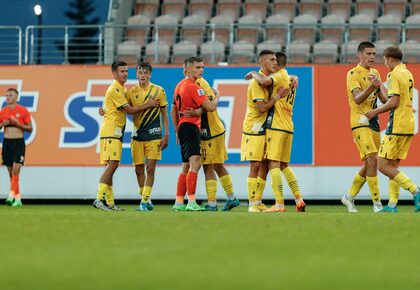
[286,88,296,105]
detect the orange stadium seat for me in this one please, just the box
[117,40,142,65]
[320,14,345,46]
[135,0,159,21]
[292,14,318,45]
[327,0,352,21]
[172,41,198,64]
[313,40,338,64]
[265,14,289,47]
[161,0,187,22]
[243,0,269,21]
[355,0,379,20]
[300,0,324,20]
[257,40,282,54]
[400,40,420,64]
[405,14,420,43]
[383,0,407,20]
[376,14,401,45]
[201,40,225,63]
[287,40,311,63]
[153,14,178,46]
[125,15,151,47]
[348,14,374,42]
[144,41,170,64]
[272,0,297,22]
[209,15,234,46]
[189,0,213,21]
[217,0,242,21]
[230,40,255,63]
[236,15,262,45]
[181,14,206,46]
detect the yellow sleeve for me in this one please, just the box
[110,88,128,108]
[158,87,168,107]
[387,72,400,97]
[347,70,361,93]
[251,80,266,102]
[271,72,283,87]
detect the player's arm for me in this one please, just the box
[365,95,399,120]
[377,84,388,104]
[352,85,376,105]
[160,106,169,149]
[10,116,33,132]
[170,103,180,144]
[245,71,273,87]
[0,119,9,129]
[121,98,160,115]
[255,89,287,114]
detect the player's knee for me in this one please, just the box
[365,155,378,169]
[135,165,145,176]
[146,165,156,176]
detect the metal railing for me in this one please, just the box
[0,26,22,65]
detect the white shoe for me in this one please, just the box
[341,195,358,212]
[373,202,383,213]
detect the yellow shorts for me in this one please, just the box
[201,134,227,165]
[240,134,266,161]
[100,138,122,164]
[352,127,381,160]
[131,139,162,165]
[265,130,293,162]
[378,135,413,160]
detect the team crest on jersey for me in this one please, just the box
[197,89,205,96]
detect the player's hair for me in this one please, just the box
[137,62,153,73]
[276,51,287,67]
[111,60,127,72]
[6,88,18,96]
[357,41,375,53]
[185,56,203,67]
[259,50,275,58]
[383,46,403,61]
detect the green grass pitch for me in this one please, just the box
[1,204,420,290]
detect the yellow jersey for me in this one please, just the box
[386,64,415,135]
[242,71,270,135]
[129,82,168,141]
[99,80,128,139]
[196,77,225,140]
[267,68,295,133]
[347,64,381,132]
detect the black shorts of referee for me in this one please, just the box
[178,122,201,163]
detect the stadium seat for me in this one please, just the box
[161,0,187,22]
[236,15,262,45]
[257,40,282,54]
[243,0,268,21]
[144,41,170,64]
[272,0,297,22]
[265,14,289,47]
[209,15,234,46]
[189,0,213,21]
[348,14,374,42]
[383,0,407,20]
[117,40,142,65]
[376,14,401,45]
[153,14,178,46]
[320,14,345,46]
[135,0,159,21]
[374,39,394,60]
[287,40,311,63]
[125,15,151,47]
[300,0,324,21]
[412,0,420,15]
[230,41,255,63]
[342,40,360,63]
[172,41,198,64]
[355,0,379,20]
[292,14,318,45]
[400,40,420,64]
[200,40,225,63]
[313,40,338,64]
[217,0,242,22]
[405,14,420,43]
[181,15,206,46]
[327,0,352,21]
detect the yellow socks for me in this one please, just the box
[96,183,108,201]
[366,176,380,203]
[393,171,419,194]
[247,177,258,205]
[348,172,366,197]
[141,186,152,203]
[270,168,284,206]
[282,167,302,203]
[256,176,266,204]
[388,179,400,206]
[219,174,235,199]
[205,179,218,206]
[105,185,114,206]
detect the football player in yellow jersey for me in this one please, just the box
[241,50,290,213]
[366,47,420,213]
[93,60,159,211]
[341,41,389,213]
[245,52,305,212]
[130,62,169,211]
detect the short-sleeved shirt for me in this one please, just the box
[129,82,168,141]
[173,78,208,129]
[196,77,225,140]
[347,64,381,132]
[0,104,31,130]
[99,80,128,139]
[242,71,270,135]
[386,64,415,135]
[266,68,295,133]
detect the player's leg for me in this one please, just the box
[383,178,400,212]
[139,159,157,210]
[102,160,124,211]
[255,161,268,210]
[132,139,145,199]
[5,166,13,206]
[3,139,15,205]
[173,162,189,211]
[10,163,23,207]
[281,162,306,212]
[365,153,382,212]
[214,164,239,211]
[203,164,218,211]
[265,160,285,212]
[186,154,204,211]
[135,164,145,198]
